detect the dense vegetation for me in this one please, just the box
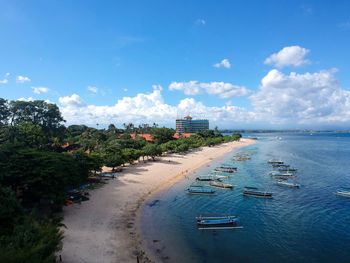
[0,98,241,262]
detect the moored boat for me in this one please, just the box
[276,180,300,188]
[242,186,273,198]
[196,215,241,229]
[335,188,350,198]
[268,159,284,164]
[209,180,234,189]
[196,175,226,181]
[277,167,298,172]
[187,186,215,195]
[272,164,290,168]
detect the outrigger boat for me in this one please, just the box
[196,175,226,181]
[272,164,290,168]
[269,171,295,177]
[209,180,234,189]
[267,159,284,164]
[276,180,300,188]
[335,188,350,198]
[196,215,242,229]
[277,167,297,172]
[242,186,273,198]
[187,186,215,195]
[214,167,237,173]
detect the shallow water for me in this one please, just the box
[141,133,350,263]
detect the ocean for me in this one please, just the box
[140,133,350,263]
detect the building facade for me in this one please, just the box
[175,116,209,133]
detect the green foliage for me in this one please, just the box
[0,216,63,263]
[0,98,10,125]
[143,143,162,161]
[151,127,175,144]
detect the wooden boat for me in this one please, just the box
[196,215,242,229]
[209,180,234,189]
[214,167,237,173]
[335,188,350,198]
[242,187,273,198]
[187,186,215,195]
[268,160,284,164]
[277,167,297,172]
[276,180,300,188]
[196,175,226,181]
[272,164,290,168]
[269,171,295,177]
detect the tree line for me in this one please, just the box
[0,98,241,262]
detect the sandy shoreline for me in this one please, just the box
[61,139,255,263]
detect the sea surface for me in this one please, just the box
[140,133,350,263]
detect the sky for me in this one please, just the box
[0,0,350,129]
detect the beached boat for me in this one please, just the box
[267,159,284,164]
[196,215,241,229]
[187,186,215,195]
[276,180,300,188]
[209,180,234,189]
[335,188,350,198]
[242,186,273,198]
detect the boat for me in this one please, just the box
[242,186,273,198]
[209,180,234,189]
[214,167,237,173]
[233,156,251,161]
[276,180,300,188]
[196,215,242,229]
[187,186,215,195]
[277,167,297,172]
[267,159,284,164]
[272,164,290,168]
[269,171,295,177]
[196,175,226,181]
[335,188,350,198]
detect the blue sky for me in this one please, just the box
[1,0,350,129]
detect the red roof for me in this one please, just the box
[173,133,193,139]
[130,133,154,141]
[184,115,192,120]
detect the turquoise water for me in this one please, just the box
[141,133,350,263]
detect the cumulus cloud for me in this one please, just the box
[16,75,31,83]
[250,68,350,124]
[87,86,98,94]
[169,81,250,98]
[32,86,49,94]
[59,94,85,107]
[213,59,231,69]
[58,86,255,127]
[0,73,10,84]
[264,46,310,68]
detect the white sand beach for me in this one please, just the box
[61,139,255,263]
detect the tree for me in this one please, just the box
[151,127,175,144]
[143,143,162,161]
[0,98,10,125]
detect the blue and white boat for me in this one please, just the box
[196,215,242,229]
[335,188,350,198]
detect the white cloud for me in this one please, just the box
[18,97,35,102]
[88,86,98,94]
[0,73,10,84]
[264,46,310,68]
[16,75,31,83]
[250,68,350,124]
[169,81,250,98]
[123,88,128,92]
[338,21,350,30]
[58,94,85,107]
[195,19,206,26]
[58,86,255,127]
[213,58,231,69]
[32,86,49,94]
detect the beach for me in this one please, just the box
[61,138,255,263]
